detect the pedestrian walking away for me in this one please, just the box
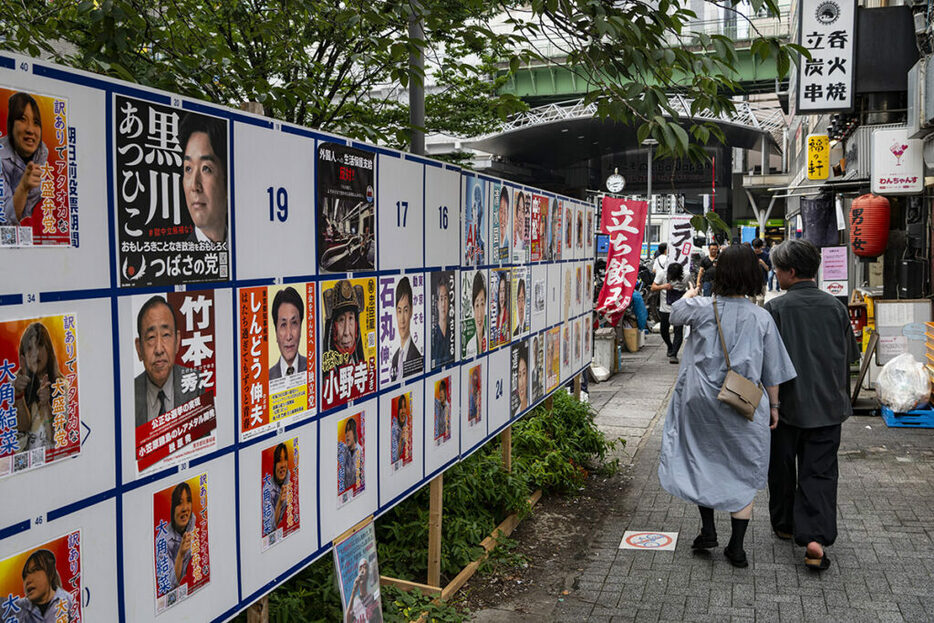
[765,239,859,571]
[650,262,690,363]
[695,242,719,297]
[658,245,796,568]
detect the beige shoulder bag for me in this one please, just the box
[712,298,762,421]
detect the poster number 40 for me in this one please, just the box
[267,186,289,222]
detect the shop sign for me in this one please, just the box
[797,0,857,113]
[807,134,830,180]
[820,246,848,296]
[871,128,923,195]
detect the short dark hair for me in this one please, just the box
[343,417,357,441]
[7,92,41,146]
[273,442,289,464]
[517,279,526,298]
[272,286,304,325]
[499,186,509,205]
[179,112,228,178]
[770,239,821,279]
[22,549,60,591]
[170,481,192,533]
[438,379,447,396]
[708,241,720,248]
[137,296,176,338]
[657,243,668,255]
[472,271,486,305]
[713,245,762,297]
[395,277,413,307]
[752,238,765,249]
[666,262,684,281]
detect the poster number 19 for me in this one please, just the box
[267,187,288,222]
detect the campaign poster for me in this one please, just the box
[153,473,210,614]
[576,206,585,251]
[333,519,383,623]
[533,278,546,322]
[564,204,573,254]
[586,210,594,248]
[261,437,300,551]
[131,291,217,475]
[462,176,485,266]
[321,278,377,411]
[575,266,583,309]
[549,199,563,261]
[583,319,592,363]
[0,314,79,479]
[490,268,511,350]
[492,182,510,262]
[460,269,487,359]
[530,333,544,403]
[428,271,455,370]
[510,341,529,419]
[563,266,572,322]
[512,190,529,264]
[432,376,453,446]
[573,319,582,365]
[239,284,317,440]
[586,264,593,307]
[562,323,571,371]
[115,95,230,287]
[378,274,424,386]
[511,267,530,339]
[546,327,560,392]
[317,142,375,272]
[0,530,82,622]
[389,392,413,471]
[0,87,75,247]
[530,194,547,262]
[337,411,365,507]
[466,364,483,428]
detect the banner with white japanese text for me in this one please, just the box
[597,198,647,325]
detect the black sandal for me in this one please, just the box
[805,552,831,571]
[691,533,718,550]
[724,546,748,568]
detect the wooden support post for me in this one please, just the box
[544,395,554,411]
[501,426,512,472]
[573,373,582,401]
[246,596,268,623]
[427,474,443,587]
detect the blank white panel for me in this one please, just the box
[423,371,459,476]
[378,155,424,270]
[547,264,561,327]
[486,347,510,435]
[530,264,547,334]
[424,166,461,267]
[378,383,423,507]
[459,357,487,456]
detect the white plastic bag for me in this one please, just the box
[876,353,931,413]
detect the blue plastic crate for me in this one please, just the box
[880,406,934,429]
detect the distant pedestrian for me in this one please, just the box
[652,242,669,275]
[695,242,719,296]
[658,245,796,568]
[752,238,771,305]
[651,262,690,363]
[765,239,859,571]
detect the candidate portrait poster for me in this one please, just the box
[239,284,317,441]
[389,392,413,472]
[462,176,486,266]
[0,313,80,479]
[530,333,544,403]
[573,318,582,365]
[337,411,365,507]
[576,206,585,251]
[510,341,529,419]
[512,190,529,264]
[0,87,75,247]
[583,319,592,363]
[511,267,530,339]
[564,204,573,255]
[546,327,560,392]
[491,182,510,262]
[532,278,546,327]
[460,269,487,359]
[530,194,546,262]
[490,268,511,350]
[378,274,424,386]
[317,142,375,273]
[153,473,210,614]
[115,95,230,287]
[562,323,572,371]
[333,519,383,623]
[549,199,562,261]
[575,265,583,310]
[466,364,483,428]
[432,375,453,446]
[321,278,377,411]
[563,266,572,323]
[0,530,82,623]
[261,436,300,551]
[428,271,455,370]
[131,291,217,475]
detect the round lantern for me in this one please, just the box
[849,194,890,258]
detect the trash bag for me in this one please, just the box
[876,353,931,413]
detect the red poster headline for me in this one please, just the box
[597,197,647,326]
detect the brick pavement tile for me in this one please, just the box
[731,583,754,608]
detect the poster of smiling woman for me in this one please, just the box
[0,530,82,622]
[153,473,210,614]
[261,437,300,551]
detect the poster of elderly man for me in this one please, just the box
[321,278,377,411]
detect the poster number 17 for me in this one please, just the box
[267,186,289,222]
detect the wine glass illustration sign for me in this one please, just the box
[890,141,909,166]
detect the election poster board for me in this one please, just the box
[316,142,376,273]
[333,519,383,623]
[377,274,425,387]
[261,437,300,552]
[427,270,456,371]
[0,530,82,622]
[425,371,459,477]
[379,384,423,507]
[153,473,210,614]
[320,277,377,411]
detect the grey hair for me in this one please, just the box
[770,239,821,279]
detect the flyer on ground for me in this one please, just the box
[317,141,375,273]
[333,519,383,623]
[115,95,230,287]
[463,176,486,266]
[0,313,80,479]
[546,327,560,392]
[0,530,82,622]
[460,269,487,359]
[492,182,510,262]
[0,87,76,247]
[432,375,453,446]
[321,278,377,411]
[378,274,424,386]
[261,436,300,551]
[511,267,530,339]
[153,473,210,614]
[510,341,529,419]
[490,268,511,350]
[389,391,413,472]
[239,284,317,440]
[428,271,456,370]
[337,411,366,507]
[131,291,217,475]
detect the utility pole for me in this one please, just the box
[408,0,425,156]
[643,139,658,260]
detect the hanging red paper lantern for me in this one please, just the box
[849,194,890,258]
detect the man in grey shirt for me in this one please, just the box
[765,239,859,571]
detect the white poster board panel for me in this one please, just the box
[585,261,595,313]
[121,455,239,623]
[424,165,461,268]
[378,383,423,507]
[560,321,573,384]
[0,61,110,294]
[318,397,378,544]
[562,264,574,323]
[547,263,562,327]
[460,356,487,457]
[0,297,115,527]
[118,288,235,484]
[378,154,424,270]
[237,422,319,598]
[487,346,511,435]
[530,264,547,334]
[233,123,317,280]
[424,371,459,476]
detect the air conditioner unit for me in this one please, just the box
[908,57,927,138]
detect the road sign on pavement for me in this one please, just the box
[619,531,679,551]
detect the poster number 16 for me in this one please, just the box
[267,187,288,222]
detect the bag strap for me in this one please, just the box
[712,296,732,370]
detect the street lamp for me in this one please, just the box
[642,138,658,260]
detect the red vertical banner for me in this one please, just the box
[597,197,647,326]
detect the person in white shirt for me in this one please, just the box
[652,242,669,275]
[651,261,690,363]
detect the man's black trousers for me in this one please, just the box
[768,421,841,547]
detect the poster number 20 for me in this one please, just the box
[267,187,288,222]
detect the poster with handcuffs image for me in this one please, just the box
[317,141,375,273]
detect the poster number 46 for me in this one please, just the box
[267,186,289,222]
